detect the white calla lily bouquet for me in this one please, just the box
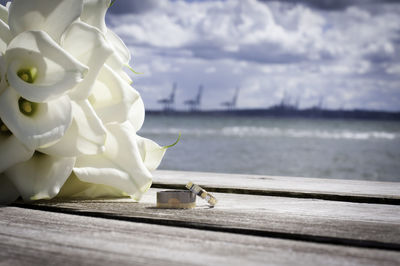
[0,0,168,204]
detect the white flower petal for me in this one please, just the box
[105,29,131,69]
[137,136,166,172]
[74,155,142,196]
[39,100,106,157]
[0,174,20,205]
[5,153,75,201]
[62,21,112,100]
[8,0,83,42]
[81,0,110,33]
[6,31,88,102]
[0,87,72,150]
[74,122,153,200]
[116,68,133,84]
[90,65,142,125]
[0,19,11,53]
[0,4,8,24]
[128,96,145,131]
[0,131,34,172]
[0,55,8,93]
[57,173,127,199]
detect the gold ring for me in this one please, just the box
[186,182,217,207]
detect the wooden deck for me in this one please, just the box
[2,170,400,265]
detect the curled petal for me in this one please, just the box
[57,173,127,199]
[116,69,133,85]
[0,87,72,150]
[5,152,75,201]
[8,0,83,42]
[0,4,8,24]
[0,132,34,172]
[105,29,132,83]
[137,136,165,172]
[0,55,8,93]
[105,29,131,69]
[128,96,145,131]
[39,100,106,157]
[62,21,112,100]
[0,20,11,54]
[74,122,153,200]
[90,65,142,125]
[0,174,20,205]
[6,31,88,102]
[81,0,110,33]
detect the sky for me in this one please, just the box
[104,0,400,111]
[11,0,400,111]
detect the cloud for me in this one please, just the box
[106,0,400,111]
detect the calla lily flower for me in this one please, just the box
[137,136,166,172]
[57,173,127,199]
[0,4,8,24]
[80,0,133,84]
[5,152,76,201]
[8,0,83,43]
[89,64,144,129]
[39,100,106,157]
[61,20,113,100]
[0,120,34,173]
[0,18,11,53]
[6,30,88,103]
[81,0,109,34]
[105,29,133,84]
[0,87,73,150]
[73,122,165,200]
[0,1,168,203]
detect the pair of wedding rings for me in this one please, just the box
[156,182,217,209]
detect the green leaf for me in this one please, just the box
[163,133,181,149]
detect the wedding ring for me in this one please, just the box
[156,190,196,209]
[186,182,217,207]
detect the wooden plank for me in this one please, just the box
[152,170,400,204]
[1,206,400,266]
[18,188,400,250]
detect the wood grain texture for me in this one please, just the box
[1,207,400,266]
[18,188,400,250]
[152,170,400,204]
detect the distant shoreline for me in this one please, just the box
[146,108,400,121]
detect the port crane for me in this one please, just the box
[184,85,203,112]
[158,82,177,111]
[221,86,239,110]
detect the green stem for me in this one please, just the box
[125,64,143,75]
[163,133,181,149]
[109,0,117,8]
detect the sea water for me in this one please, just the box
[140,114,400,182]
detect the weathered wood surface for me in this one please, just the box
[1,207,400,266]
[19,188,400,250]
[152,170,400,204]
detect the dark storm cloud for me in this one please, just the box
[258,0,399,10]
[108,0,159,14]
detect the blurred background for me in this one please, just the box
[107,0,400,181]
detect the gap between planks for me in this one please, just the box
[3,207,400,266]
[152,170,400,205]
[12,199,400,252]
[152,182,400,205]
